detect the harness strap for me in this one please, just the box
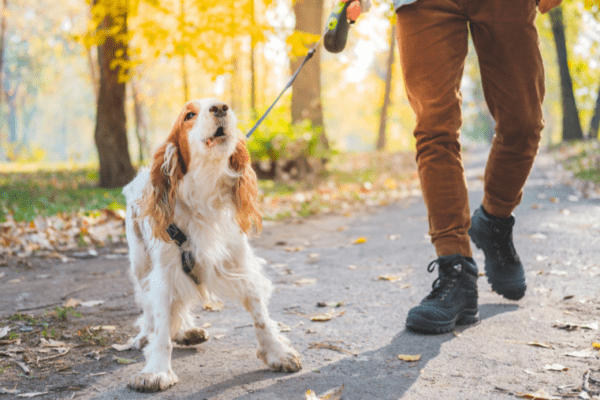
[166,223,201,285]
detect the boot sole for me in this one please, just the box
[406,308,479,334]
[470,235,526,301]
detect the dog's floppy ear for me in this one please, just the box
[139,140,184,242]
[230,139,262,234]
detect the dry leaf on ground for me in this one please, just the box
[377,274,401,282]
[353,237,367,244]
[40,338,67,348]
[528,342,552,349]
[305,384,345,400]
[113,356,137,364]
[544,363,569,371]
[593,342,600,349]
[398,354,421,362]
[308,342,356,356]
[564,348,598,358]
[285,246,305,252]
[16,392,49,398]
[310,309,345,322]
[80,300,104,307]
[295,278,318,286]
[0,326,10,338]
[516,389,561,400]
[64,298,81,308]
[111,341,134,351]
[553,321,599,331]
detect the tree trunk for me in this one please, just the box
[179,0,189,103]
[291,0,328,149]
[549,6,583,142]
[249,0,256,118]
[94,0,135,188]
[131,78,148,164]
[86,46,99,104]
[587,80,600,141]
[376,25,395,151]
[0,0,7,109]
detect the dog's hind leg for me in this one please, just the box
[172,305,209,346]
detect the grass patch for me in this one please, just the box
[555,140,600,185]
[0,166,125,222]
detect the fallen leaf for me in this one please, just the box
[548,270,567,276]
[203,301,224,311]
[310,310,345,322]
[86,372,108,377]
[377,274,401,282]
[401,283,411,289]
[284,246,304,252]
[317,301,343,308]
[305,384,345,400]
[90,325,116,331]
[553,321,599,331]
[528,341,552,349]
[64,298,81,308]
[535,254,548,262]
[531,203,540,209]
[593,342,600,349]
[113,356,137,364]
[353,237,367,244]
[564,348,598,358]
[516,389,560,400]
[387,234,400,241]
[295,278,318,286]
[17,392,49,398]
[0,326,10,339]
[348,264,358,270]
[398,354,421,362]
[111,341,134,351]
[40,338,67,348]
[202,323,212,328]
[278,322,291,332]
[529,233,548,240]
[308,342,356,356]
[80,300,104,307]
[549,197,559,203]
[544,363,569,371]
[307,253,320,259]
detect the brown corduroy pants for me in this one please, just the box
[396,0,545,258]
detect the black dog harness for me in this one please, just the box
[166,223,200,285]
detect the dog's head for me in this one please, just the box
[139,98,261,241]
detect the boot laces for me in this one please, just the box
[426,258,462,300]
[491,223,518,264]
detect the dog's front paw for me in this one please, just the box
[174,328,209,346]
[127,370,178,392]
[258,340,302,373]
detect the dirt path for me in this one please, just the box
[1,146,599,400]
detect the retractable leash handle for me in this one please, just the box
[324,1,353,53]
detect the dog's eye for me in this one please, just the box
[184,112,196,121]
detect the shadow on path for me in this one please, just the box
[176,303,518,400]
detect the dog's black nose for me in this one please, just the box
[209,104,228,118]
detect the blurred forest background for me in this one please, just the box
[0,0,599,226]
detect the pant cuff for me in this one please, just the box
[482,198,513,219]
[433,236,472,258]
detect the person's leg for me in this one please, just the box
[469,0,545,217]
[467,0,545,300]
[396,0,472,258]
[397,0,479,333]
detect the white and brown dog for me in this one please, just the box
[122,99,301,392]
